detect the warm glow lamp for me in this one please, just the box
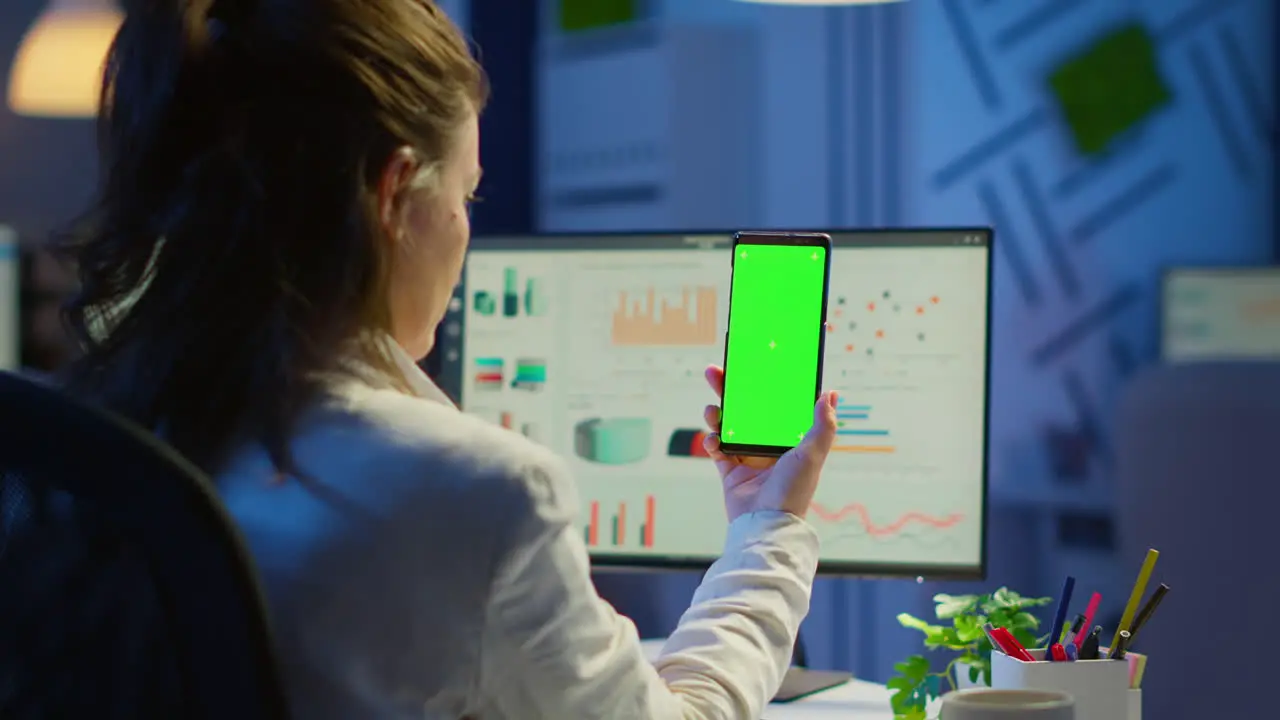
[7,0,123,118]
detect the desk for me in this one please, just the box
[640,640,900,719]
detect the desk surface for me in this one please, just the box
[639,640,898,719]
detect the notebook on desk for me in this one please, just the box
[773,667,854,703]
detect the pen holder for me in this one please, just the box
[990,648,1142,720]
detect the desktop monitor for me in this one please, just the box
[434,229,993,578]
[1162,266,1280,362]
[0,226,18,371]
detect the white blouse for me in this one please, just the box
[217,340,820,719]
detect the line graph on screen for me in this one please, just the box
[809,501,966,548]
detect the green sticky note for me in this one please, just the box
[558,0,638,33]
[1048,23,1172,156]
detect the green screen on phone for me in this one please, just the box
[720,241,828,451]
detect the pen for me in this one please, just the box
[1046,576,1075,660]
[1128,583,1170,643]
[1111,549,1159,651]
[992,627,1035,662]
[1064,643,1078,661]
[986,627,1018,658]
[1111,630,1132,661]
[1050,643,1068,662]
[1075,592,1102,650]
[1062,613,1085,646]
[1131,654,1149,689]
[981,622,1001,649]
[1079,626,1102,660]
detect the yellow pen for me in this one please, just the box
[1112,548,1159,651]
[1130,653,1149,689]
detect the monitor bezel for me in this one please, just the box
[429,227,994,580]
[1159,263,1280,361]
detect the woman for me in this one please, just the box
[59,1,840,718]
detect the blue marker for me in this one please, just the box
[1064,643,1078,661]
[1046,576,1076,662]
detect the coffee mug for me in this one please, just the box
[940,688,1075,720]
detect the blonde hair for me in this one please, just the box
[59,0,488,473]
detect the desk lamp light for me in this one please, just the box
[7,0,123,118]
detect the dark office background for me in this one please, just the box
[1,0,1276,686]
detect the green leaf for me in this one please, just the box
[975,633,994,654]
[897,613,938,633]
[953,615,986,643]
[888,655,932,715]
[886,676,916,692]
[923,625,964,650]
[969,664,982,684]
[894,655,931,681]
[890,687,915,714]
[894,707,927,720]
[987,587,1053,613]
[985,607,1016,626]
[987,587,1023,609]
[934,593,980,619]
[1009,611,1042,630]
[888,678,918,711]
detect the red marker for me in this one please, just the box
[992,627,1035,662]
[1076,592,1102,650]
[1051,643,1068,662]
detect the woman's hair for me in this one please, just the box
[55,0,487,474]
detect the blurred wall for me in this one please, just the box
[0,0,98,244]
[537,0,1276,683]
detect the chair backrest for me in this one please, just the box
[0,371,290,719]
[1114,362,1280,720]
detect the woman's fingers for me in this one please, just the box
[704,365,725,400]
[703,403,721,433]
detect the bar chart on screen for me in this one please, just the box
[562,255,727,404]
[470,265,550,318]
[610,285,719,347]
[831,399,895,454]
[495,410,542,443]
[584,495,657,549]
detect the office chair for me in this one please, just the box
[0,371,291,719]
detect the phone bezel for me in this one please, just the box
[718,231,834,457]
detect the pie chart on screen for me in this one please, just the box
[667,429,712,458]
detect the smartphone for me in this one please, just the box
[718,231,832,457]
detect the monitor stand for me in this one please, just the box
[771,635,853,703]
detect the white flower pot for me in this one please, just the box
[954,662,984,690]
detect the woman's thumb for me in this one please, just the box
[800,390,839,455]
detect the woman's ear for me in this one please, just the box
[377,146,422,240]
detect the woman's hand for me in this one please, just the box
[701,365,839,522]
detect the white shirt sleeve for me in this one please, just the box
[477,462,819,720]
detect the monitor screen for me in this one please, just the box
[0,227,18,371]
[435,229,992,577]
[1162,267,1280,362]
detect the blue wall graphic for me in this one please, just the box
[895,0,1275,478]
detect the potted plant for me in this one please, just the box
[887,587,1052,720]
